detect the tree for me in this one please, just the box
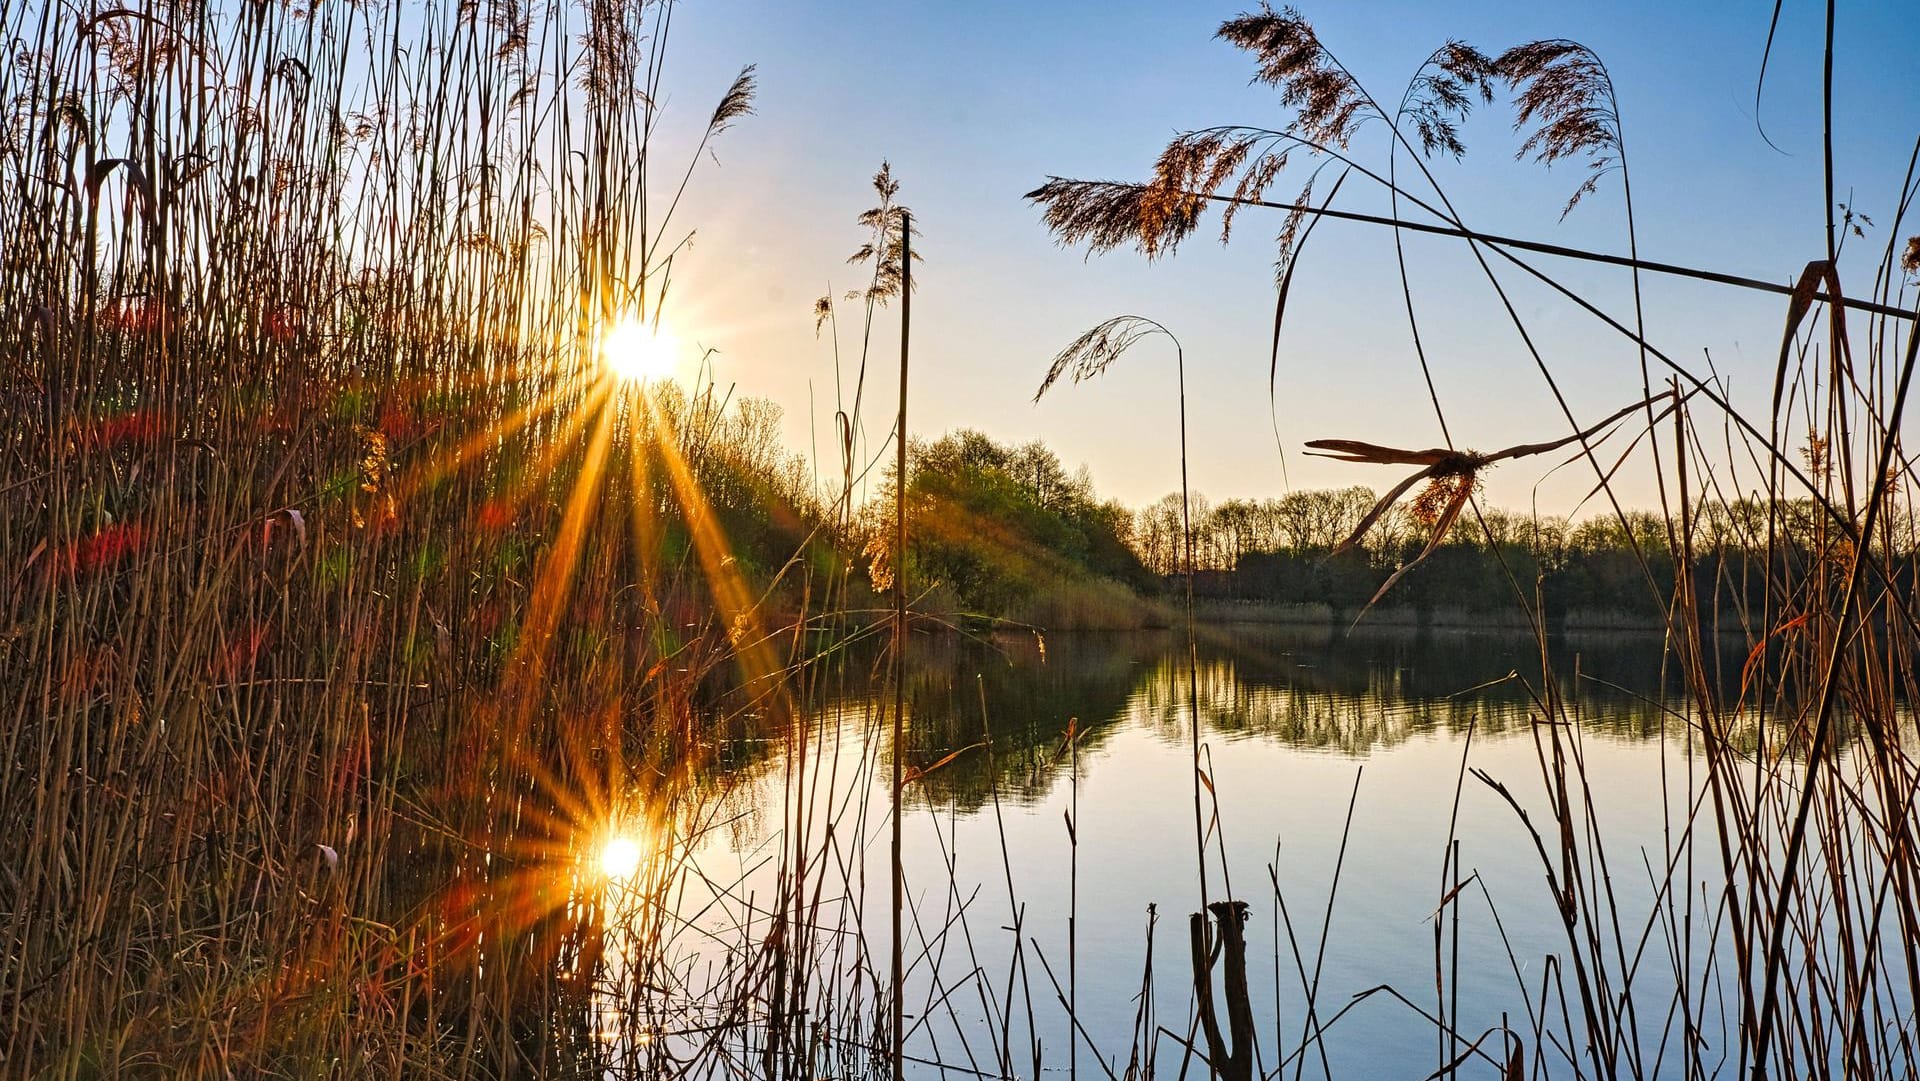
[873,430,1153,617]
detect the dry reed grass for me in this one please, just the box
[0,0,925,1076]
[1029,5,1920,1079]
[8,1,1920,1080]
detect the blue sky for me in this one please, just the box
[649,1,1920,512]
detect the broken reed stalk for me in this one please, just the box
[1190,900,1256,1081]
[1303,389,1680,618]
[890,213,912,1081]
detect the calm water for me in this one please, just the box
[635,623,1760,1078]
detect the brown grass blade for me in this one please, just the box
[901,742,986,786]
[1329,467,1437,557]
[1304,440,1455,466]
[1351,476,1472,622]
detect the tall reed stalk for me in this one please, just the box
[1030,7,1920,1079]
[890,211,912,1081]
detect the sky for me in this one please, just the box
[639,1,1920,514]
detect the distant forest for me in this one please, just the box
[688,408,1898,631]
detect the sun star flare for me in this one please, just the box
[599,316,679,383]
[600,836,644,881]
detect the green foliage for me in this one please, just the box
[653,387,826,585]
[1185,487,1914,628]
[882,430,1154,622]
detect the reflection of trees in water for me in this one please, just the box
[895,631,1151,809]
[1129,657,1524,754]
[707,623,1854,825]
[1191,622,1738,702]
[667,624,1862,837]
[882,626,1743,808]
[1128,655,1685,755]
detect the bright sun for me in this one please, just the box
[601,836,643,881]
[599,316,678,383]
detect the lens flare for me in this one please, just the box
[601,836,643,880]
[600,316,677,382]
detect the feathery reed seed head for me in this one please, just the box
[1494,40,1621,216]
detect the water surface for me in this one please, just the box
[640,623,1750,1078]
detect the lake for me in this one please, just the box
[593,623,1788,1079]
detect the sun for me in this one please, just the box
[599,315,678,383]
[600,836,643,881]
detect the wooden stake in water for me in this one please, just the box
[891,211,911,1081]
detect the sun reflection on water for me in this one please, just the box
[600,835,644,881]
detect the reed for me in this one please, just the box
[1030,4,1920,1079]
[0,0,914,1075]
[8,1,1920,1079]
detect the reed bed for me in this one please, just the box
[0,0,887,1073]
[5,1,1920,1080]
[1027,6,1920,1079]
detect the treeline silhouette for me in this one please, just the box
[1161,489,1912,629]
[678,417,1910,632]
